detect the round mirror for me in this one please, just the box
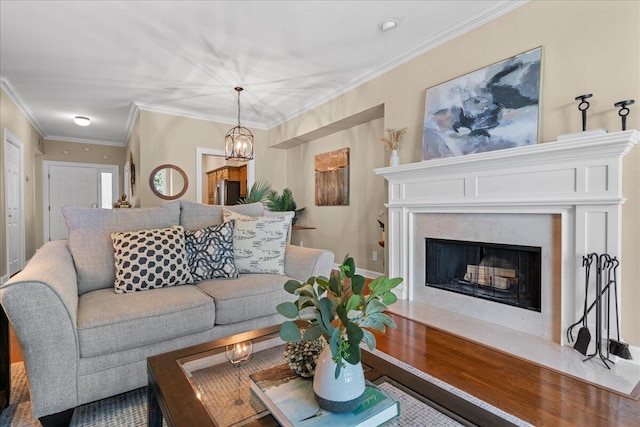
[149,164,188,200]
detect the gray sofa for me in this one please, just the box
[0,201,334,425]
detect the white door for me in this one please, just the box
[4,135,23,277]
[48,165,99,240]
[45,162,119,241]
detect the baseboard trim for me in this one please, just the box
[332,263,383,279]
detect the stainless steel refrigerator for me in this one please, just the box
[215,180,241,205]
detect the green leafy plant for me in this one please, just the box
[277,256,402,378]
[238,179,273,204]
[266,188,305,225]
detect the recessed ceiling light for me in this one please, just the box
[378,18,399,32]
[74,116,91,126]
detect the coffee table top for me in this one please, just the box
[147,325,516,427]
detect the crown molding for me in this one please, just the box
[46,135,124,147]
[121,102,140,146]
[264,0,530,129]
[0,76,46,137]
[135,101,268,130]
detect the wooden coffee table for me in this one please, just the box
[147,325,516,427]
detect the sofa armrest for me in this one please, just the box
[0,240,80,417]
[284,245,335,282]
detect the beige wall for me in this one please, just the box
[288,118,385,272]
[1,89,43,279]
[137,110,280,207]
[269,1,640,344]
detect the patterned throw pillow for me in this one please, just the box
[185,221,238,281]
[223,209,290,275]
[111,226,193,293]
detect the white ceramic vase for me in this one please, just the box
[390,149,400,166]
[312,345,365,413]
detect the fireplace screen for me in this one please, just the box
[425,238,541,312]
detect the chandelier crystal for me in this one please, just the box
[225,87,254,160]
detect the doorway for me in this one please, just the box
[195,147,255,204]
[43,161,119,241]
[3,128,25,278]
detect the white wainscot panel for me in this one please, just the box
[477,169,576,196]
[586,166,608,192]
[404,178,464,200]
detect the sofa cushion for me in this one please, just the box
[223,210,290,274]
[197,274,292,325]
[185,221,238,281]
[77,286,215,358]
[112,226,192,293]
[179,200,264,230]
[63,203,181,295]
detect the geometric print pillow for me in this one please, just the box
[111,226,193,293]
[223,209,289,275]
[184,220,238,281]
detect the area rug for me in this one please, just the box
[0,362,151,427]
[1,349,531,427]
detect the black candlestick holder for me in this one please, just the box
[575,94,593,132]
[614,100,634,131]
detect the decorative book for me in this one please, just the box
[249,364,399,427]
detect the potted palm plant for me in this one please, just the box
[277,256,402,412]
[266,187,305,225]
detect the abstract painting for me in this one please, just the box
[422,47,542,160]
[315,148,349,206]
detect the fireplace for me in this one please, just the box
[375,130,639,344]
[425,238,541,312]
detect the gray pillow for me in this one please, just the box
[63,204,180,294]
[179,200,264,230]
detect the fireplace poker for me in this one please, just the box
[575,94,593,132]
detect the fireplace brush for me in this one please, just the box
[607,259,632,360]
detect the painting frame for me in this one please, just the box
[315,148,349,206]
[422,46,542,161]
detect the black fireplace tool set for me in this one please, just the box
[567,253,632,369]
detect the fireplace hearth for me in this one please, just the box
[425,238,541,312]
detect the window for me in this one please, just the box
[101,172,113,209]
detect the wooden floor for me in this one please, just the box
[374,313,640,426]
[9,312,639,425]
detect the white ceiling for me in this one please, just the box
[0,1,526,146]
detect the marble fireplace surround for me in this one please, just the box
[375,130,639,347]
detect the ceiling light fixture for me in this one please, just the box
[224,87,254,161]
[378,18,399,32]
[74,116,91,126]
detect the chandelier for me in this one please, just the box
[225,87,254,160]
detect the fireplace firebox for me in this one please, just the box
[425,238,541,312]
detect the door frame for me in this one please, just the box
[3,128,25,282]
[195,147,255,204]
[43,160,119,242]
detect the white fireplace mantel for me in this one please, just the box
[375,130,639,343]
